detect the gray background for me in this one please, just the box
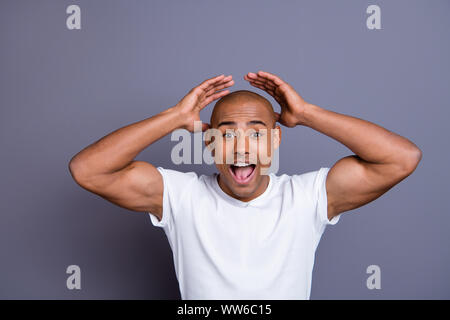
[0,0,448,299]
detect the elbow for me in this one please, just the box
[68,157,90,187]
[399,146,422,176]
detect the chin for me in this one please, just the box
[218,163,263,197]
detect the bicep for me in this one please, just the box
[78,161,163,216]
[326,155,410,219]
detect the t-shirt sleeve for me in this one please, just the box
[148,167,198,230]
[293,167,340,231]
[313,167,340,227]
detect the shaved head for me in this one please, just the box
[210,90,276,128]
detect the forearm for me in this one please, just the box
[300,103,422,168]
[69,106,184,177]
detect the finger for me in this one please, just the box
[247,76,285,107]
[248,80,266,88]
[250,78,275,90]
[247,72,274,84]
[249,83,273,96]
[245,75,269,87]
[248,81,265,91]
[199,74,230,92]
[272,94,283,106]
[274,112,281,121]
[214,75,233,86]
[205,79,234,97]
[259,78,277,90]
[254,75,277,89]
[204,75,233,94]
[200,89,230,109]
[246,73,277,90]
[202,122,211,132]
[248,79,271,91]
[252,82,275,98]
[249,79,275,93]
[266,87,275,96]
[248,81,279,102]
[245,72,260,81]
[257,70,285,86]
[200,74,225,88]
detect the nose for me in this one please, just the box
[235,129,249,157]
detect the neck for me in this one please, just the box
[217,174,270,202]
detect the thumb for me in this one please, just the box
[202,122,211,132]
[274,112,281,122]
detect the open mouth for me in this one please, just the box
[229,163,257,185]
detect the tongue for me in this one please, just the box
[234,166,253,179]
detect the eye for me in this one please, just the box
[250,131,263,138]
[223,131,235,139]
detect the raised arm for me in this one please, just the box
[69,74,234,221]
[298,103,421,220]
[244,70,422,221]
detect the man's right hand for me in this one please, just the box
[174,74,234,132]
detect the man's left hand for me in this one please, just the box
[244,70,308,127]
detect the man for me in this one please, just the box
[68,71,422,299]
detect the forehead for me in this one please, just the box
[211,99,274,127]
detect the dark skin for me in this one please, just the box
[69,72,422,222]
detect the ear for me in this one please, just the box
[205,137,213,151]
[204,128,222,153]
[204,129,213,151]
[272,125,281,150]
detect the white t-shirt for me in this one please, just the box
[148,166,340,300]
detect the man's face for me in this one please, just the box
[206,99,281,200]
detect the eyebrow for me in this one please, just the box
[217,120,267,127]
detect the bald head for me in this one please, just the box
[210,90,276,128]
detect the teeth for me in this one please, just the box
[233,162,252,167]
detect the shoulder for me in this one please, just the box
[156,167,214,193]
[157,166,199,181]
[274,167,329,186]
[280,167,330,201]
[291,167,330,186]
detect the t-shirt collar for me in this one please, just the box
[211,172,274,207]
